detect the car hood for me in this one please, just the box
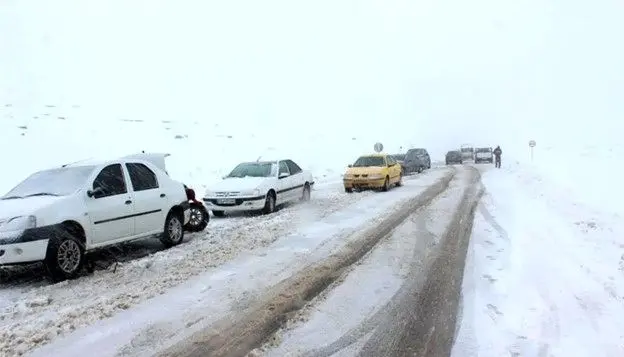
[0,196,65,219]
[208,177,268,193]
[345,167,386,175]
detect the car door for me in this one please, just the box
[277,161,294,203]
[126,162,168,236]
[285,160,305,198]
[385,156,400,183]
[85,163,135,245]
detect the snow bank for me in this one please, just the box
[453,163,624,357]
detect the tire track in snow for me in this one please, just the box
[154,170,457,357]
[257,167,481,357]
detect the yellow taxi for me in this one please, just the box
[343,153,403,193]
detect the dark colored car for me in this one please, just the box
[474,147,494,164]
[445,150,463,165]
[404,148,430,173]
[390,154,406,173]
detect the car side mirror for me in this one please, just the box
[279,172,289,179]
[87,187,104,198]
[348,164,353,168]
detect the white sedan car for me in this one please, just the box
[203,159,314,216]
[0,153,191,281]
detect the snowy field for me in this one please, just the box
[453,146,624,357]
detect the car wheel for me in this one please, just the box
[184,203,209,232]
[381,176,390,192]
[44,230,85,282]
[212,210,225,217]
[301,183,311,202]
[345,187,353,193]
[160,212,185,248]
[262,191,276,214]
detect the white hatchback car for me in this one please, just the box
[0,153,191,281]
[203,159,314,216]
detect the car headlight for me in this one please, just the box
[369,175,383,180]
[344,174,354,179]
[203,190,215,198]
[242,189,260,197]
[0,215,37,232]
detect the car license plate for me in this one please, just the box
[217,198,236,204]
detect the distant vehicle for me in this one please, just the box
[404,148,431,173]
[445,150,463,165]
[343,154,402,193]
[474,147,494,164]
[389,154,406,174]
[460,145,475,161]
[405,148,431,169]
[0,153,192,281]
[202,159,314,216]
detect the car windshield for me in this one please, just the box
[353,156,385,167]
[227,162,277,178]
[390,154,405,161]
[2,166,96,199]
[461,148,473,152]
[476,148,491,153]
[447,151,461,156]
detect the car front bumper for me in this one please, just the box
[343,178,386,189]
[0,230,49,265]
[202,196,266,212]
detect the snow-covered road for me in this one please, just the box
[255,166,482,357]
[14,169,452,357]
[5,162,620,357]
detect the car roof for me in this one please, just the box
[239,160,278,165]
[62,153,170,171]
[358,153,387,157]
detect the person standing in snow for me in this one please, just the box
[493,146,502,168]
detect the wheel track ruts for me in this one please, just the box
[156,168,457,357]
[298,167,483,357]
[354,166,483,357]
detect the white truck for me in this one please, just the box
[0,153,192,281]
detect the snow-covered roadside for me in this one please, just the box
[452,165,624,357]
[25,169,452,357]
[0,179,371,357]
[254,167,475,356]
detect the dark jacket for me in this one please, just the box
[493,147,502,157]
